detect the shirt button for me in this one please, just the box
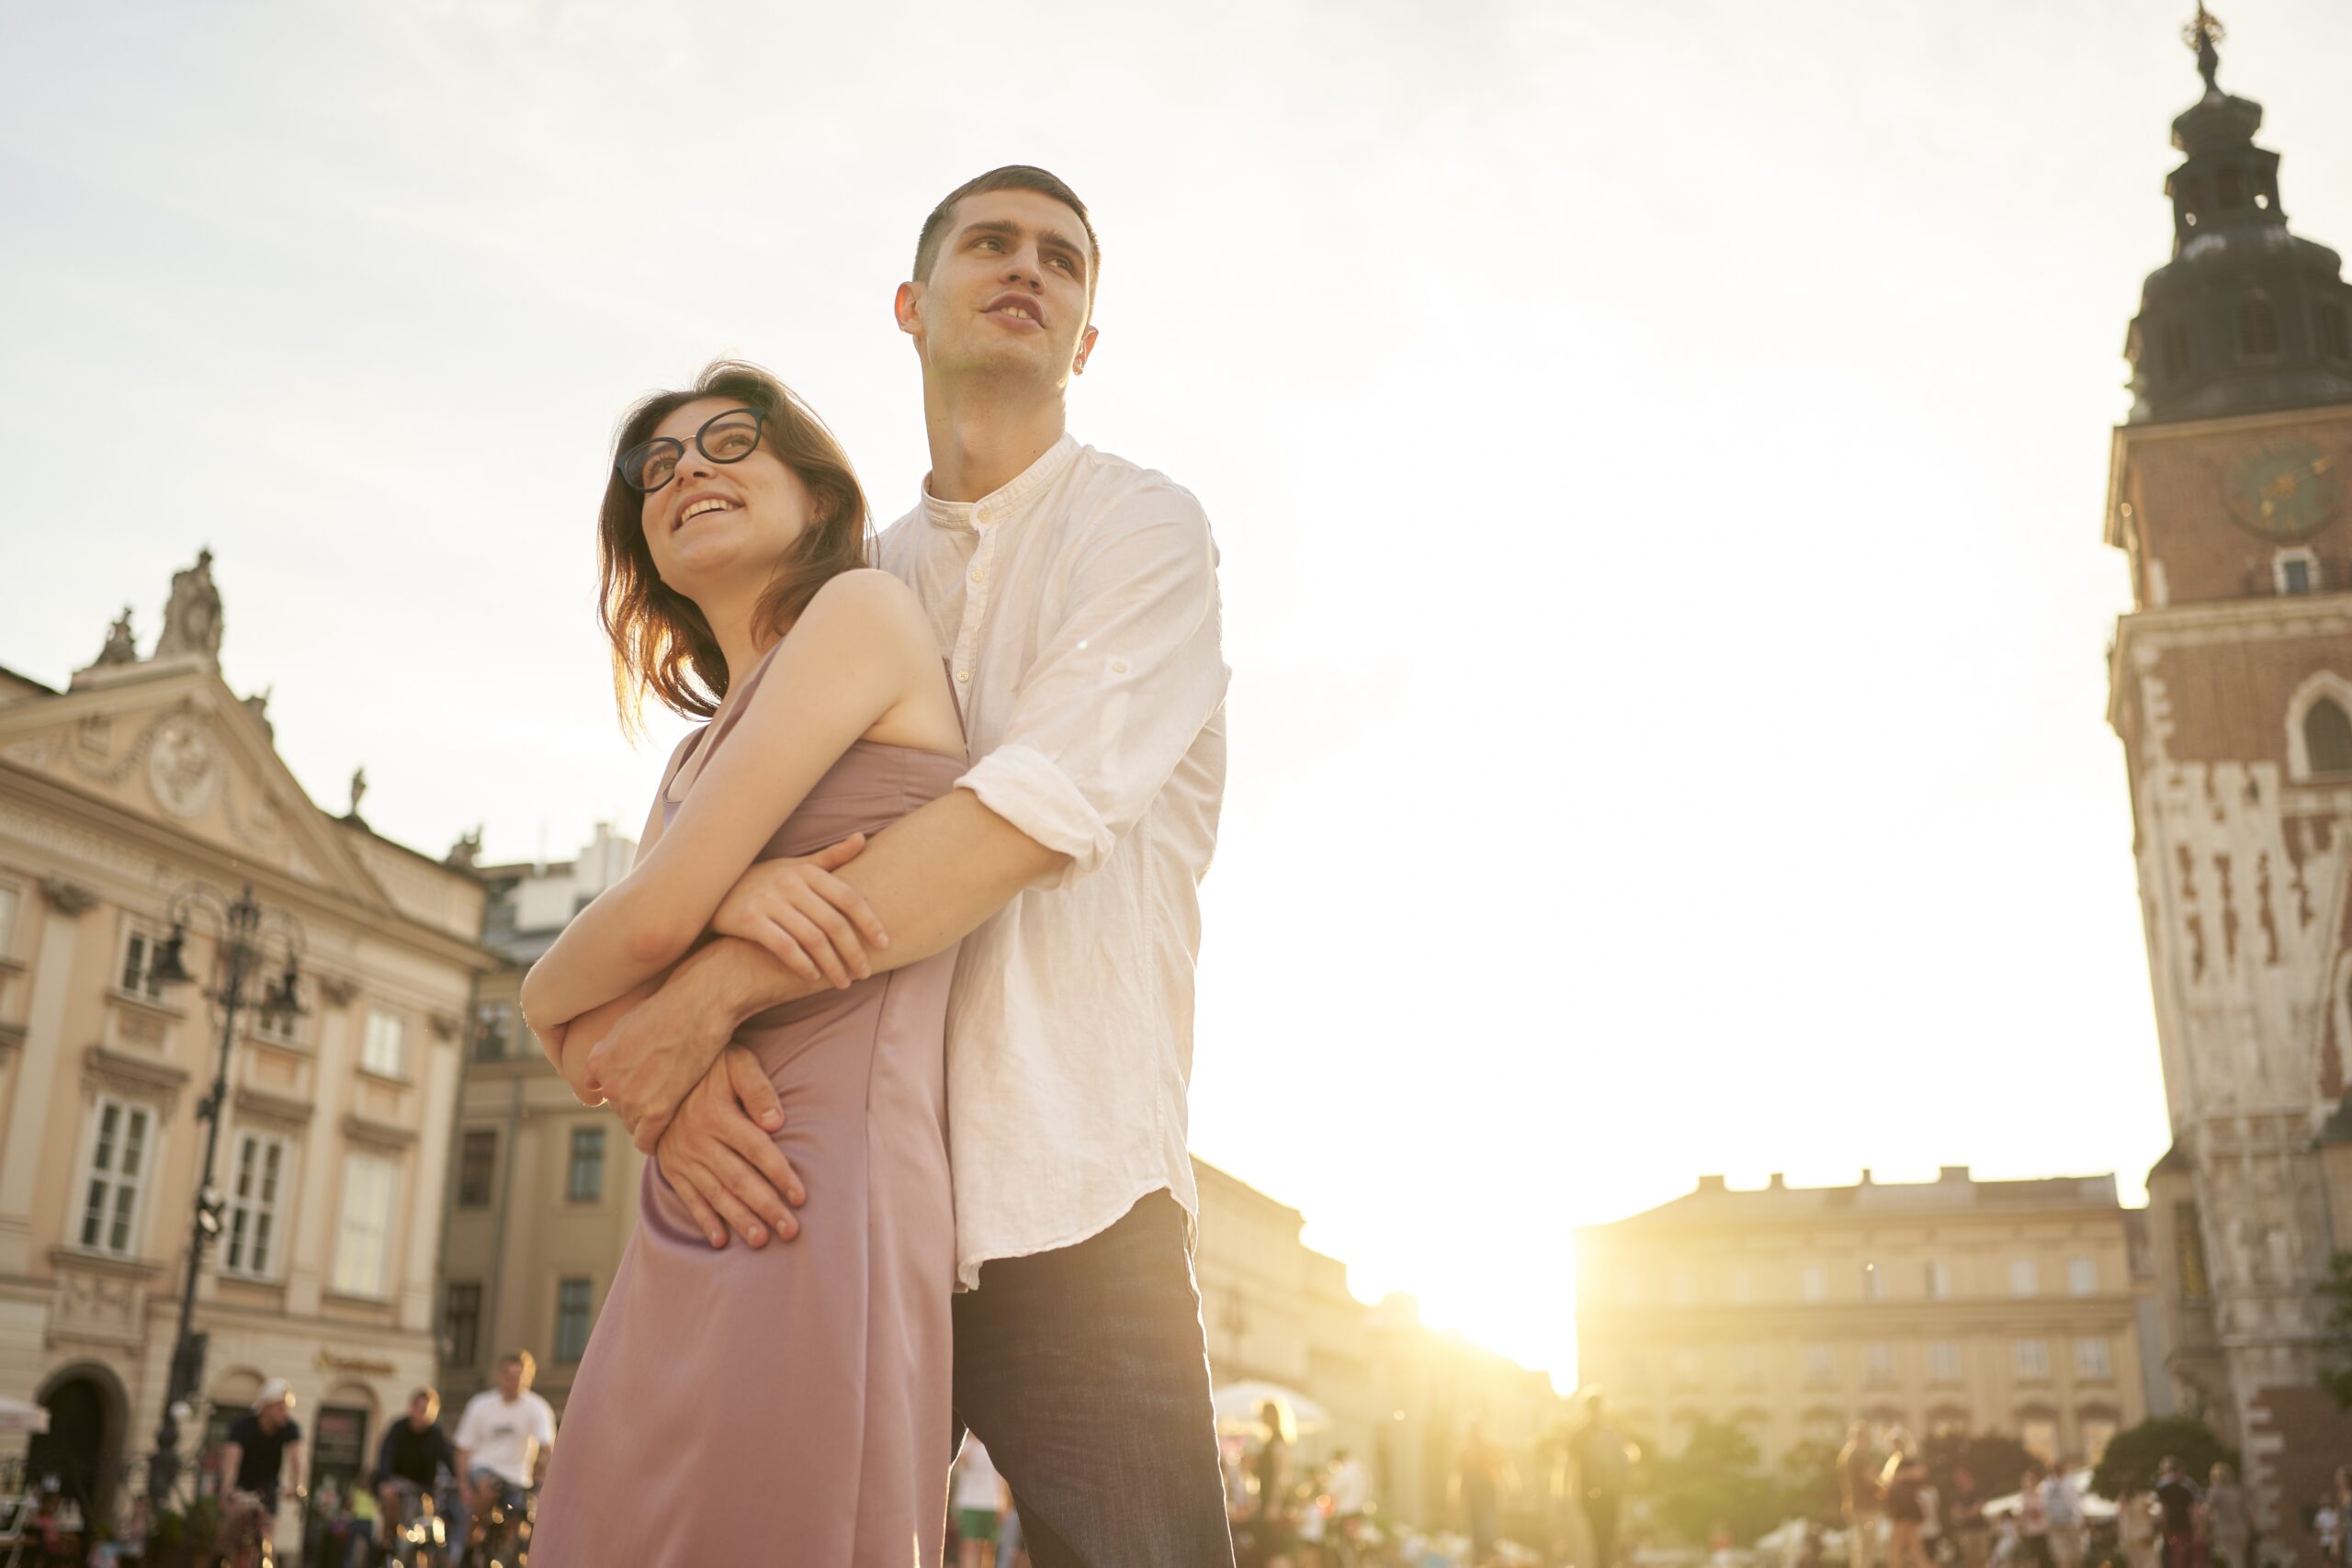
[970,568,986,584]
[956,670,970,683]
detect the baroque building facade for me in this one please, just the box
[0,556,492,1542]
[2106,19,2352,1554]
[1575,1169,2154,1470]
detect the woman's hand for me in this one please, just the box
[710,833,889,989]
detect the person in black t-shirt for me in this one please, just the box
[219,1379,305,1531]
[375,1387,458,1549]
[2153,1456,2200,1568]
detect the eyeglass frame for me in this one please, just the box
[616,406,768,493]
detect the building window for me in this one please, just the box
[2009,1258,2040,1298]
[2075,1337,2112,1380]
[2308,698,2352,777]
[2068,1258,2098,1296]
[1925,1260,1951,1300]
[360,1010,406,1077]
[1802,1266,1826,1303]
[2082,1416,2119,1465]
[1730,1267,1754,1304]
[2015,1339,2051,1380]
[0,881,21,956]
[444,1280,482,1368]
[471,1003,514,1062]
[2177,1203,2211,1299]
[330,1151,397,1298]
[567,1126,605,1203]
[2322,302,2351,361]
[221,1132,288,1280]
[554,1277,594,1361]
[457,1129,497,1209]
[118,927,169,1003]
[1732,1346,1763,1387]
[2022,1418,2059,1464]
[76,1096,154,1258]
[1865,1343,1894,1386]
[1804,1344,1835,1386]
[2277,550,2320,596]
[2240,294,2282,357]
[1863,1263,1886,1301]
[1928,1341,1962,1383]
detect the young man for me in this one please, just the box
[218,1380,304,1550]
[581,165,1232,1563]
[375,1386,458,1551]
[453,1352,555,1523]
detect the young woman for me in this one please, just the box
[524,361,967,1566]
[1879,1434,1930,1568]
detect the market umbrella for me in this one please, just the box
[0,1397,49,1437]
[1212,1381,1330,1441]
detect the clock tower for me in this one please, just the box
[2109,12,2352,1548]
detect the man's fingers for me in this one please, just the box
[808,832,866,871]
[804,866,889,950]
[629,1106,671,1156]
[724,1047,788,1134]
[713,1131,798,1239]
[662,1156,731,1249]
[691,1145,775,1247]
[791,888,871,979]
[776,906,854,988]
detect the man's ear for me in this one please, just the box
[1072,323,1099,375]
[894,281,922,337]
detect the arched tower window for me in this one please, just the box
[2240,294,2282,356]
[2309,698,2352,777]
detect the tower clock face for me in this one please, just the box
[2220,437,2344,540]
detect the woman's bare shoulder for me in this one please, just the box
[795,568,933,651]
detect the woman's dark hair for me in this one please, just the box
[596,359,871,739]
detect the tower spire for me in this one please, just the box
[2185,6,2224,96]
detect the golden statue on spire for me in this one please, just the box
[2184,6,2224,94]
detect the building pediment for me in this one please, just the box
[0,660,396,919]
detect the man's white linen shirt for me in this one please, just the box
[877,434,1228,1289]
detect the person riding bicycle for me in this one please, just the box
[376,1387,458,1551]
[218,1380,305,1554]
[453,1352,555,1538]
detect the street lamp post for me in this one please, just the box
[142,882,305,1507]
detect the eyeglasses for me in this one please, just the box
[616,408,765,492]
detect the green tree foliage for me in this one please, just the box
[1640,1419,1782,1546]
[1777,1438,1845,1524]
[2319,1252,2352,1408]
[1922,1431,2035,1504]
[2090,1417,2240,1501]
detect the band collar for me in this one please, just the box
[920,434,1080,534]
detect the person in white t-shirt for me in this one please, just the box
[454,1351,557,1521]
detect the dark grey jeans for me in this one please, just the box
[952,1190,1238,1568]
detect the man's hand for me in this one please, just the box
[711,834,888,989]
[655,1045,807,1249]
[583,968,740,1151]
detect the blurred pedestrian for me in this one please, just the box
[2017,1464,2052,1568]
[2203,1463,2247,1568]
[1840,1422,1883,1568]
[1951,1464,1990,1568]
[2043,1461,2086,1568]
[1572,1394,1639,1568]
[1880,1433,1929,1568]
[2153,1456,2199,1568]
[2115,1483,2158,1568]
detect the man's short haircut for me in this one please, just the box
[912,165,1100,303]
[500,1350,536,1382]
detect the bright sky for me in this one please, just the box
[8,0,2352,1391]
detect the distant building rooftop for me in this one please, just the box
[1588,1166,2122,1234]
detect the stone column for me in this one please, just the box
[399,1032,458,1333]
[0,878,100,1275]
[284,980,356,1317]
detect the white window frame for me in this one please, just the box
[115,921,171,1005]
[566,1125,605,1204]
[1863,1263,1886,1301]
[220,1130,292,1281]
[359,1009,407,1078]
[1801,1265,1826,1303]
[2068,1257,2098,1296]
[1926,1260,1952,1300]
[0,878,23,962]
[1928,1340,1962,1382]
[2009,1258,2040,1297]
[2287,671,2352,782]
[2075,1337,2112,1380]
[330,1151,398,1299]
[2015,1338,2051,1380]
[74,1095,157,1259]
[248,998,303,1049]
[2274,547,2322,596]
[554,1276,594,1362]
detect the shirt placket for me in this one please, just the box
[951,506,998,701]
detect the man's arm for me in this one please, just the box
[585,788,1064,1147]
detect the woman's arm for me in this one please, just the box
[521,570,944,1036]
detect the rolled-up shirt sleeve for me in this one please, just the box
[957,482,1229,890]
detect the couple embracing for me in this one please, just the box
[516,165,1235,1566]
